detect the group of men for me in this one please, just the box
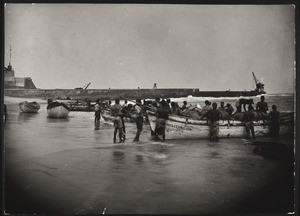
[93,97,173,143]
[201,96,280,140]
[94,95,281,142]
[94,98,144,143]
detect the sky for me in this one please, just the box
[4,4,295,93]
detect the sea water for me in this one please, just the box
[3,94,295,214]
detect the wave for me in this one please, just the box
[266,93,294,97]
[169,95,263,103]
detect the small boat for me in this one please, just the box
[47,101,70,118]
[19,101,40,113]
[147,111,293,140]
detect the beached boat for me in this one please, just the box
[147,111,293,139]
[19,101,40,113]
[47,101,70,118]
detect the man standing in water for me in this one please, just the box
[201,102,221,140]
[133,99,143,142]
[269,105,280,138]
[111,98,124,143]
[94,99,101,123]
[243,105,255,139]
[120,103,133,140]
[154,100,169,142]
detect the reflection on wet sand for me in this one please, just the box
[18,112,39,123]
[112,150,125,164]
[135,155,144,165]
[46,116,70,123]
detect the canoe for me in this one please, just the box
[47,102,70,118]
[147,111,294,139]
[19,101,40,113]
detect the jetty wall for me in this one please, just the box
[4,88,199,100]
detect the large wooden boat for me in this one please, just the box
[47,101,70,118]
[19,101,40,113]
[147,111,293,139]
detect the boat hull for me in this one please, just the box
[147,111,293,139]
[47,103,70,118]
[19,101,40,113]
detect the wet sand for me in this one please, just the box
[3,99,294,214]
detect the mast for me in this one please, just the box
[7,45,13,71]
[9,45,12,65]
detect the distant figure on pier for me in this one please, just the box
[133,99,143,142]
[269,105,280,138]
[153,83,157,89]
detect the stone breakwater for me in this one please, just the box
[4,88,198,100]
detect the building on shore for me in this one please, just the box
[4,62,36,89]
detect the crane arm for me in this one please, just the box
[83,82,91,90]
[252,72,258,84]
